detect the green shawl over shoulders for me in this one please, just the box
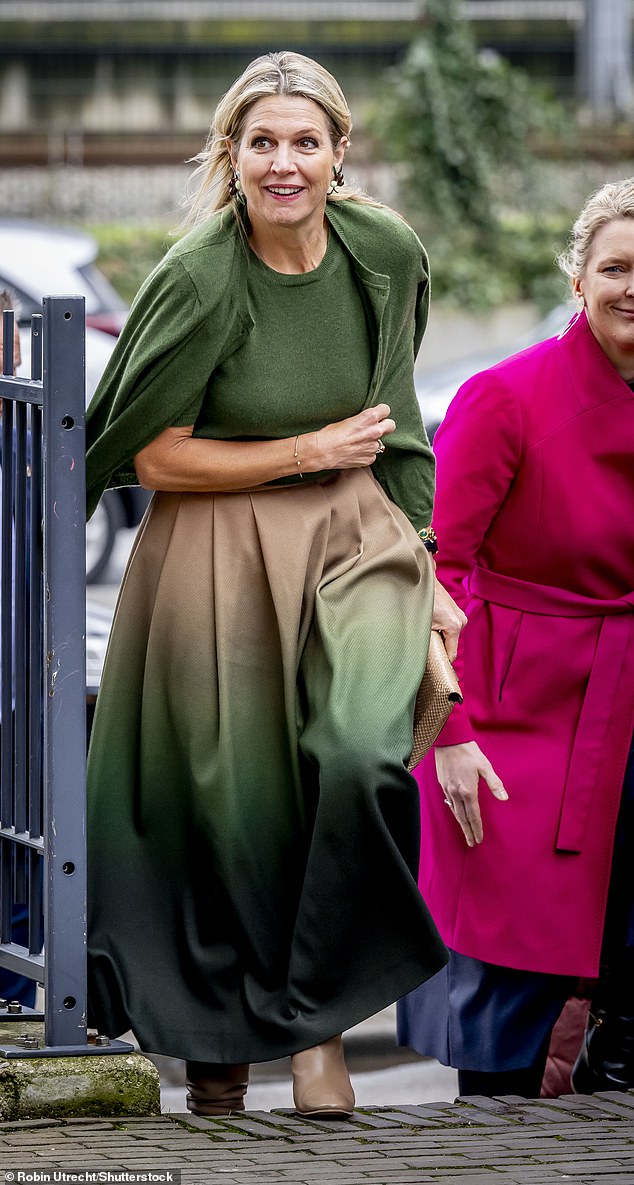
[86,200,435,529]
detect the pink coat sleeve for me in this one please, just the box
[432,368,523,745]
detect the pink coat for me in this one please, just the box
[416,310,634,977]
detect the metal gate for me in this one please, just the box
[0,296,128,1057]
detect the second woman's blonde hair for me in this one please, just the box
[182,50,375,229]
[558,177,634,278]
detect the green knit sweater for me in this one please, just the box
[86,199,435,528]
[196,230,373,457]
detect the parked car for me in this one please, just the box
[0,219,127,337]
[416,302,575,440]
[0,220,150,581]
[86,595,115,698]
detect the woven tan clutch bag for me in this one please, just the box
[407,630,463,771]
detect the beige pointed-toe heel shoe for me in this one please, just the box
[185,1061,250,1116]
[291,1035,355,1119]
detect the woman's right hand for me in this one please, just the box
[309,404,396,470]
[434,741,508,848]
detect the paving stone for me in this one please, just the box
[244,1109,347,1135]
[592,1091,634,1106]
[576,1097,634,1118]
[375,1106,468,1126]
[339,1110,408,1129]
[58,1118,122,1127]
[213,1118,298,1139]
[455,1095,530,1114]
[0,1118,64,1131]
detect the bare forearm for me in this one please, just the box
[134,406,396,493]
[134,428,313,492]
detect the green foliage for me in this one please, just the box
[427,213,572,312]
[370,0,572,308]
[86,222,175,304]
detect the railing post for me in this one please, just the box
[42,295,87,1047]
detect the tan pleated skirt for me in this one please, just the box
[87,468,447,1061]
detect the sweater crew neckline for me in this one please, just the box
[246,233,340,286]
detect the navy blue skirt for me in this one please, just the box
[398,738,634,1072]
[397,950,574,1072]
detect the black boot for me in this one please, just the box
[572,948,634,1095]
[457,1063,546,1099]
[571,1007,634,1094]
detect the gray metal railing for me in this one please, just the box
[0,297,129,1056]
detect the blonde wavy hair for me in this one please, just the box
[181,50,377,231]
[558,177,634,278]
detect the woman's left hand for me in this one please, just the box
[435,741,508,847]
[431,577,467,662]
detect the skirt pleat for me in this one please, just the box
[87,468,447,1061]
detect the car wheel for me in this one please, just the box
[86,491,123,584]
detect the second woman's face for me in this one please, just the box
[232,95,346,237]
[574,218,634,373]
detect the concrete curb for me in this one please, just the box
[0,1052,160,1121]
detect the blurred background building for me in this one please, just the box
[0,1,631,166]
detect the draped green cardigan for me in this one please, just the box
[86,199,435,528]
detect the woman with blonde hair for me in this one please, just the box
[86,50,462,1118]
[399,178,634,1098]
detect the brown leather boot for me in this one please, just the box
[185,1061,250,1116]
[291,1035,355,1119]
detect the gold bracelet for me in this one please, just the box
[294,434,304,479]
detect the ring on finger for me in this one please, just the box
[376,438,386,454]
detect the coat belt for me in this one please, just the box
[467,567,634,853]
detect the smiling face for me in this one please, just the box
[230,94,346,241]
[573,217,634,377]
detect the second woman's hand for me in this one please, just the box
[434,741,508,847]
[431,577,467,663]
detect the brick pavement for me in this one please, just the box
[0,1093,633,1185]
